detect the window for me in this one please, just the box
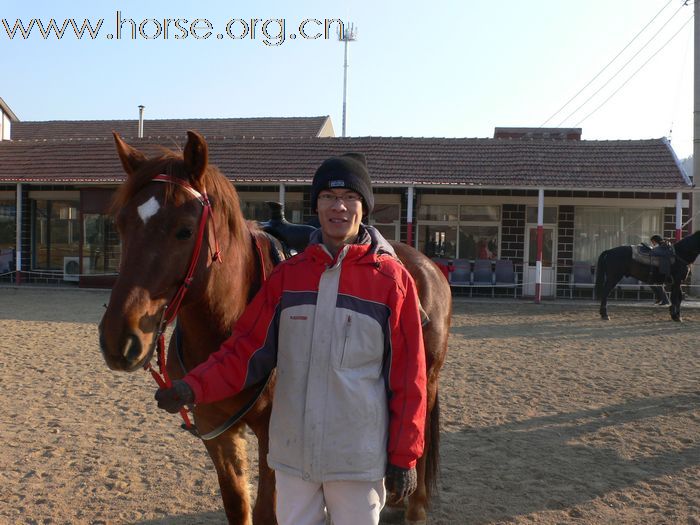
[459,226,499,260]
[369,197,401,241]
[417,202,500,259]
[83,214,120,275]
[0,201,15,249]
[0,201,14,275]
[418,205,458,222]
[574,207,663,263]
[526,206,558,224]
[419,225,458,258]
[460,205,500,222]
[527,228,554,266]
[238,192,304,223]
[32,199,80,270]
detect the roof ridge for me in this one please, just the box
[15,115,329,124]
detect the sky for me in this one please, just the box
[1,0,696,159]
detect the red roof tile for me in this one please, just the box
[10,116,333,141]
[0,136,691,190]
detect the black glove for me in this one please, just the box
[155,379,194,413]
[385,463,417,503]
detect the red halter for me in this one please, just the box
[144,174,222,431]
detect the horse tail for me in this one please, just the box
[424,391,441,501]
[595,251,607,298]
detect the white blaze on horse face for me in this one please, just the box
[137,196,161,226]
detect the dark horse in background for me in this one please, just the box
[595,231,700,321]
[98,130,451,525]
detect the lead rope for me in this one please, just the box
[145,311,195,431]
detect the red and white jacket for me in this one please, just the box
[184,226,426,482]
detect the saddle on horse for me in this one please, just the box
[259,201,316,258]
[632,243,674,282]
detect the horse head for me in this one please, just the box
[98,131,248,372]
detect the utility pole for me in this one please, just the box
[338,22,357,137]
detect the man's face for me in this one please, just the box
[317,189,364,247]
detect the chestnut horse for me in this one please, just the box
[98,131,451,525]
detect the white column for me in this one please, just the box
[407,185,414,246]
[279,183,286,206]
[535,189,544,304]
[15,183,22,284]
[675,191,683,241]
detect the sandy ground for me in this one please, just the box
[2,287,700,525]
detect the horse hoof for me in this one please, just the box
[601,315,609,321]
[672,316,683,322]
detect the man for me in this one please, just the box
[650,235,671,304]
[650,235,665,246]
[155,153,427,525]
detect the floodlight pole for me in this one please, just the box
[694,0,699,198]
[692,0,699,293]
[339,23,357,138]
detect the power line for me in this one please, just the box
[540,0,674,127]
[574,15,694,127]
[556,2,687,127]
[667,20,692,145]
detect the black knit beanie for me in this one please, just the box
[311,153,374,214]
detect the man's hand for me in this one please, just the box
[155,379,194,413]
[385,463,417,503]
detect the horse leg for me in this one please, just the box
[404,397,433,525]
[670,284,683,322]
[203,427,253,525]
[599,286,611,321]
[245,402,277,525]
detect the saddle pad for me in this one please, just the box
[630,245,673,268]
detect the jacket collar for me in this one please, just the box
[307,224,396,264]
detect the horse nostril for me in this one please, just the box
[123,334,142,364]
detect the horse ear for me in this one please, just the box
[183,130,208,184]
[113,132,146,176]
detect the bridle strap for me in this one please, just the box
[144,174,223,432]
[152,174,222,264]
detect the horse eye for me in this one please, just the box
[176,227,193,240]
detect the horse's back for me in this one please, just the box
[390,241,452,369]
[600,244,632,258]
[390,242,451,316]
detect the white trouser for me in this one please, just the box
[275,469,386,525]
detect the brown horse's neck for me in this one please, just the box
[176,221,259,365]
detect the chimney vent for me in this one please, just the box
[138,105,145,138]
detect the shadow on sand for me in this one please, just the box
[135,393,700,524]
[435,392,700,523]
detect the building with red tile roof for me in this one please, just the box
[0,108,692,297]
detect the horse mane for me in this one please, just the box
[674,230,700,263]
[110,148,248,244]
